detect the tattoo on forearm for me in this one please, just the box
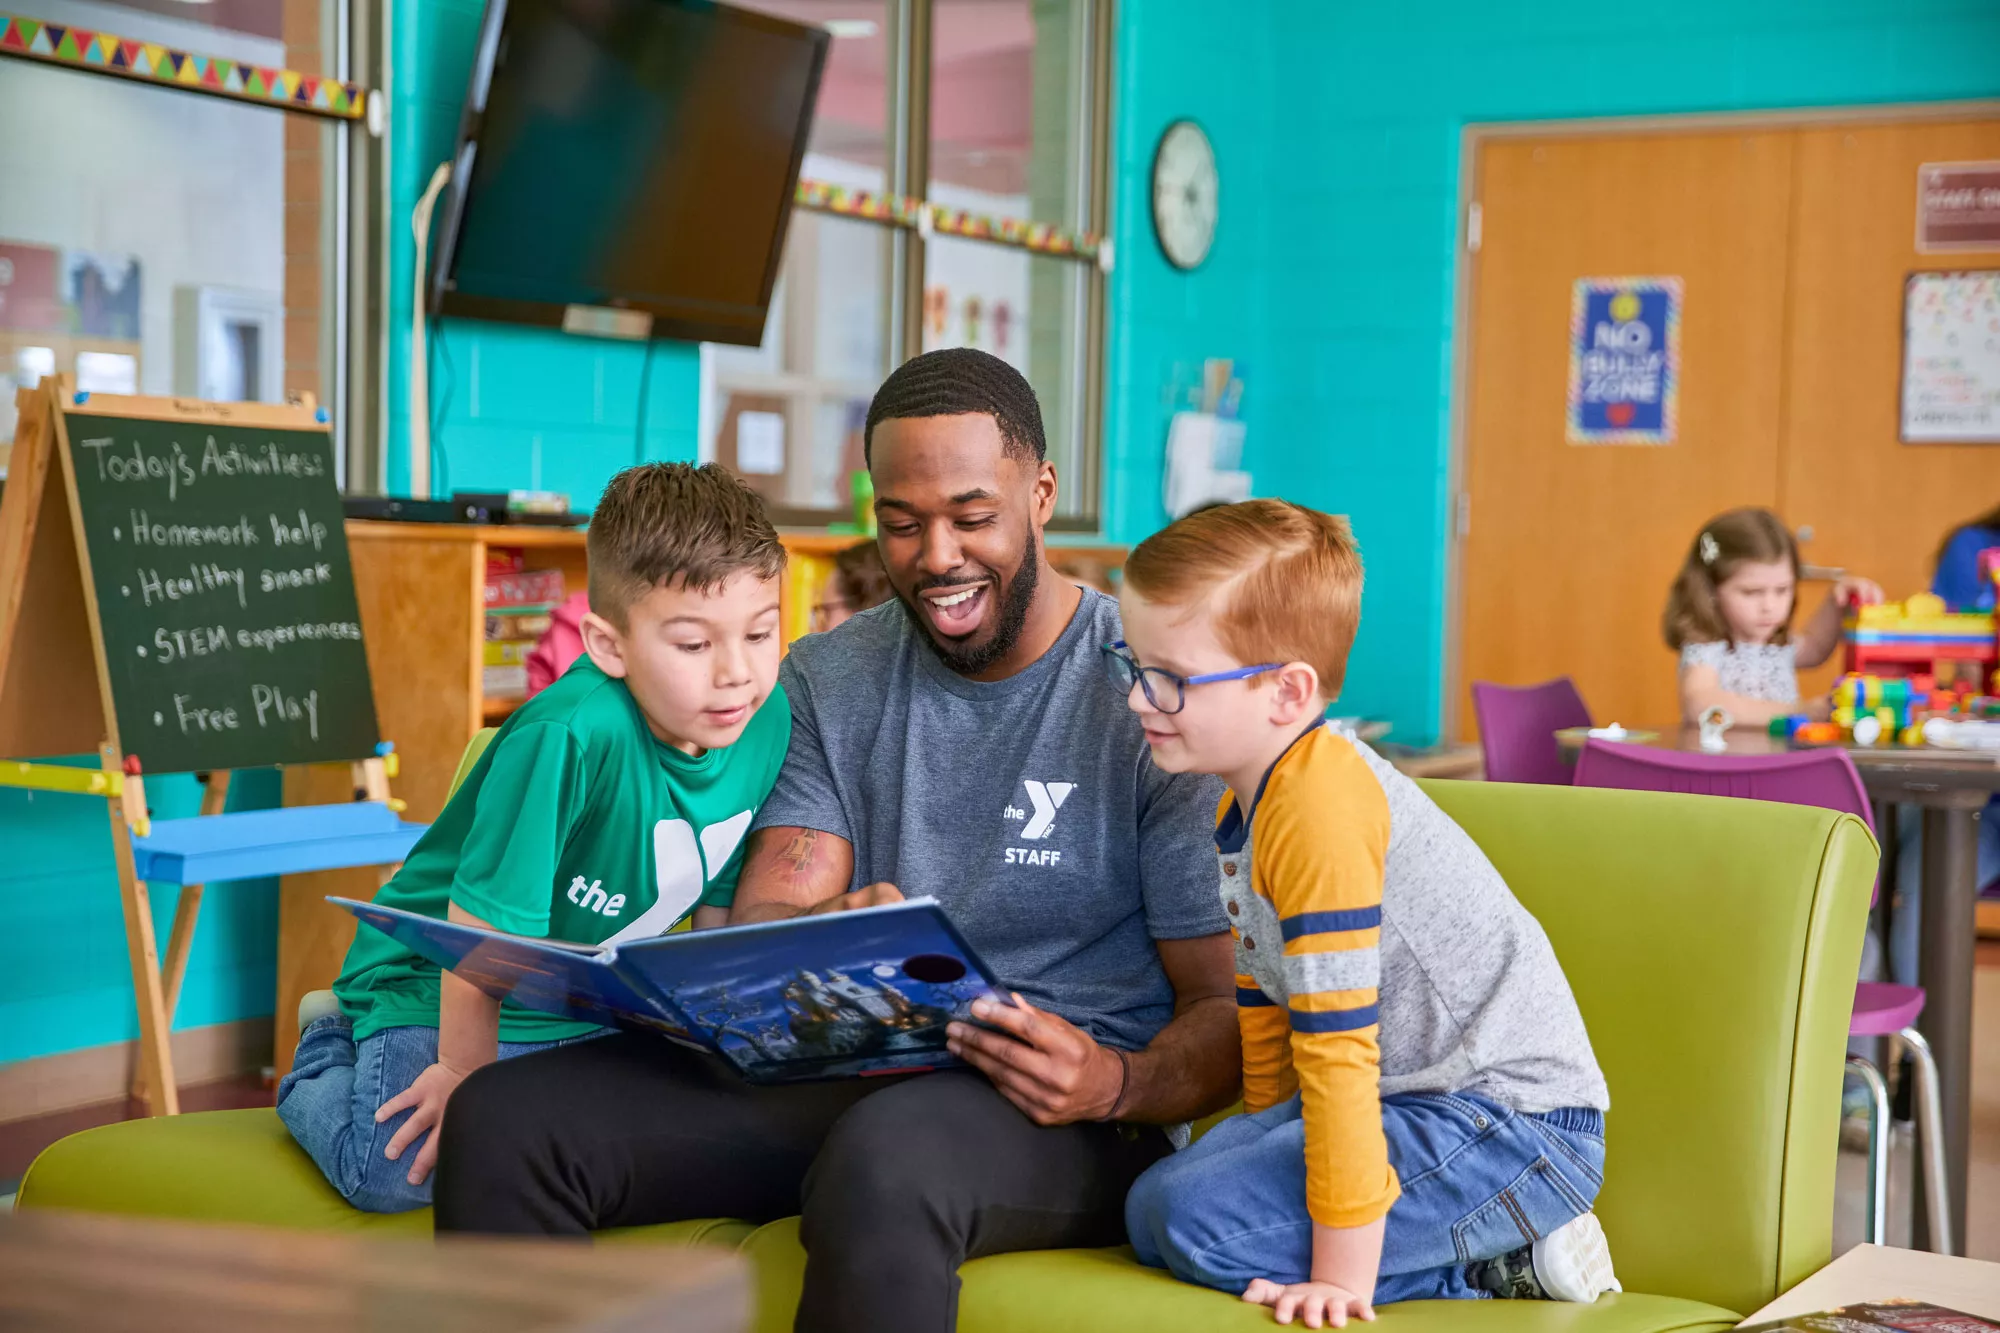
[776,828,820,881]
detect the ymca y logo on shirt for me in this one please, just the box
[335,659,790,1044]
[752,590,1226,1053]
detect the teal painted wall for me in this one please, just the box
[9,1,1999,1067]
[1113,0,2000,745]
[385,0,702,509]
[0,768,281,1065]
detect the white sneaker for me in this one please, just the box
[1531,1212,1621,1302]
[297,988,342,1033]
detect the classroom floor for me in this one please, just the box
[4,956,2000,1263]
[1833,944,2000,1261]
[0,1072,273,1199]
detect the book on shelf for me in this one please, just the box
[785,551,839,642]
[487,611,554,641]
[484,640,535,669]
[486,568,566,610]
[483,665,528,697]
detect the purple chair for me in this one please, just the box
[1471,677,1592,785]
[1573,739,1952,1253]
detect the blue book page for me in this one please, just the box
[333,898,703,1044]
[608,899,1002,1083]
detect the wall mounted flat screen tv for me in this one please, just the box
[429,0,827,345]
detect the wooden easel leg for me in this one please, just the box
[132,771,231,1102]
[107,791,179,1117]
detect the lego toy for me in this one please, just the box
[1842,591,1996,681]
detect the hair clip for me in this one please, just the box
[1699,532,1720,566]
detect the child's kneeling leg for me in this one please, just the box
[1373,1093,1605,1302]
[277,1020,442,1214]
[1124,1098,1314,1294]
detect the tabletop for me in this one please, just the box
[1740,1243,2000,1324]
[0,1209,750,1333]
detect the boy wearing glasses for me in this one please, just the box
[1109,500,1618,1327]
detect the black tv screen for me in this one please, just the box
[430,0,828,345]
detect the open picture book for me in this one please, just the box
[332,896,1001,1083]
[1740,1301,1997,1333]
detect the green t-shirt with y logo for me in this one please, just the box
[335,659,792,1043]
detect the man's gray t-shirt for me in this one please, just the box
[752,587,1228,1051]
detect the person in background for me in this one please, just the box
[810,540,895,632]
[1053,554,1118,595]
[1930,502,2000,611]
[525,591,590,697]
[1664,507,1882,728]
[1888,503,2000,987]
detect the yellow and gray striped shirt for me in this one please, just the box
[1218,721,1607,1229]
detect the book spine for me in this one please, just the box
[486,612,554,641]
[485,568,567,609]
[483,639,535,668]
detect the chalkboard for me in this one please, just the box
[56,397,381,772]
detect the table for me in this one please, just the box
[0,1209,749,1332]
[1558,726,2000,1252]
[1379,742,1485,780]
[1739,1243,2000,1323]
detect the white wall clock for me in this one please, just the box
[1152,119,1218,271]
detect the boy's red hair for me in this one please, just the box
[1123,500,1363,700]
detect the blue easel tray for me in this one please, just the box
[132,802,427,886]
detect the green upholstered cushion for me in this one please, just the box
[18,780,1876,1331]
[16,1107,749,1250]
[1420,781,1872,1315]
[737,1217,1739,1333]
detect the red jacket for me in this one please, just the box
[526,592,590,697]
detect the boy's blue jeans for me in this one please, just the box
[1127,1091,1606,1303]
[276,1014,587,1213]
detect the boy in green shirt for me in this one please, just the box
[278,463,793,1212]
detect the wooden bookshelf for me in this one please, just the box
[273,521,1126,1075]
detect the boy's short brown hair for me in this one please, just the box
[587,463,786,626]
[1123,499,1363,700]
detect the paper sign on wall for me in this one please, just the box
[1566,277,1682,445]
[1916,162,2000,253]
[736,410,786,475]
[1901,271,2000,444]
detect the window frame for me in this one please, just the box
[720,0,1114,533]
[0,0,384,492]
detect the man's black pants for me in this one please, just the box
[433,1032,1173,1332]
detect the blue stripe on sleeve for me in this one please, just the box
[1279,906,1383,941]
[1237,986,1277,1007]
[1287,1003,1381,1033]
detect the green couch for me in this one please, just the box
[19,779,1876,1332]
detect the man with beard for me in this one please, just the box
[434,349,1239,1333]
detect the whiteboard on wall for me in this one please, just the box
[1902,271,2000,444]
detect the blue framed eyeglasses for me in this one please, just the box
[1100,641,1283,715]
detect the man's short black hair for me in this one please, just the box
[863,347,1047,465]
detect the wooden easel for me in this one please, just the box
[0,380,400,1115]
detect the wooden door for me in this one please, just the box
[1781,117,2000,702]
[1459,131,1797,732]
